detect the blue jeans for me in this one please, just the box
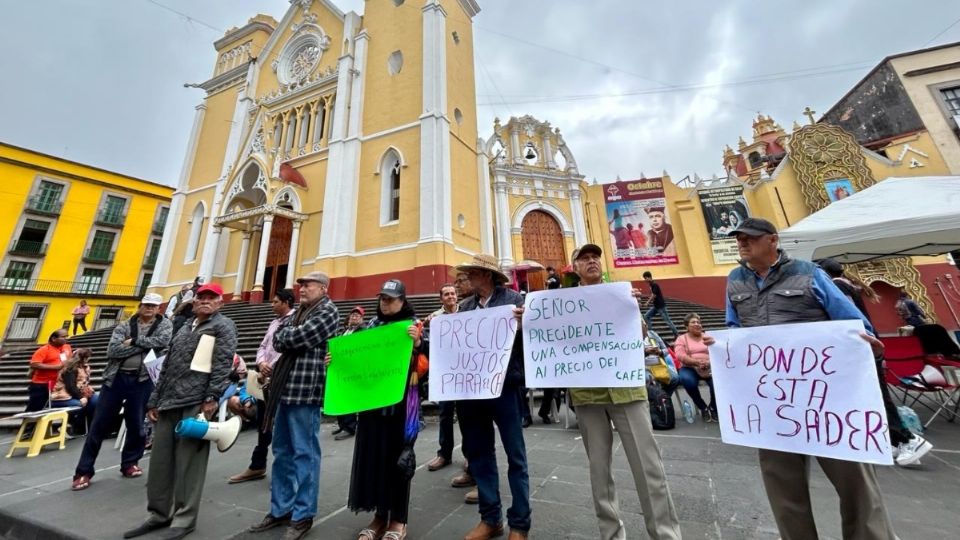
[51,394,99,433]
[678,367,715,412]
[458,388,531,532]
[271,403,322,521]
[644,306,679,337]
[75,373,152,477]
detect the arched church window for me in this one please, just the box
[380,150,402,225]
[185,202,205,263]
[748,151,763,169]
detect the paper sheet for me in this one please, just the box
[143,350,165,383]
[246,370,264,401]
[190,334,215,373]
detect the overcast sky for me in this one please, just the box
[2,1,958,187]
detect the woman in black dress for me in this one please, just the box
[348,279,426,540]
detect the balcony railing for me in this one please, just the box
[83,248,115,264]
[0,278,141,297]
[95,208,126,228]
[143,252,158,269]
[24,196,63,216]
[8,239,48,257]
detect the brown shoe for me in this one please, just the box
[229,468,267,484]
[464,488,478,504]
[464,521,503,540]
[451,471,476,488]
[427,455,451,471]
[507,530,528,539]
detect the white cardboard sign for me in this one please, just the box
[428,305,518,401]
[708,320,893,465]
[522,282,646,388]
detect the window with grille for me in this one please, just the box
[90,230,115,257]
[14,219,50,254]
[1,261,36,290]
[139,273,153,297]
[102,195,126,222]
[941,86,960,115]
[78,268,105,294]
[35,181,64,212]
[6,303,46,341]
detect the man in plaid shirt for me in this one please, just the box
[249,271,339,540]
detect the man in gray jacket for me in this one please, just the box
[125,283,237,540]
[72,292,172,490]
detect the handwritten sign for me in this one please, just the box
[428,305,517,401]
[323,321,413,415]
[144,350,164,384]
[522,282,645,388]
[708,320,892,465]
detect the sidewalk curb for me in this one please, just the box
[0,506,84,540]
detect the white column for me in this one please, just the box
[419,0,453,243]
[494,182,514,266]
[198,225,223,282]
[543,133,556,169]
[476,139,494,254]
[285,221,301,288]
[510,126,522,165]
[318,13,362,259]
[252,215,274,291]
[569,188,588,246]
[233,231,252,297]
[150,103,206,288]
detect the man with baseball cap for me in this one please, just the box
[724,218,899,539]
[73,292,173,492]
[126,283,237,540]
[566,244,682,540]
[249,271,339,540]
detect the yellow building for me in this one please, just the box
[151,0,485,302]
[0,143,172,345]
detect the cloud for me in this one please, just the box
[0,0,956,187]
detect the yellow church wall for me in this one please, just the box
[355,129,422,252]
[359,2,424,136]
[450,134,482,254]
[0,143,171,344]
[187,88,238,188]
[163,189,215,286]
[446,11,477,145]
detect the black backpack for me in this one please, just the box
[647,378,675,430]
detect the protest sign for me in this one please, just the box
[522,282,646,388]
[428,305,517,401]
[708,320,892,465]
[323,321,413,415]
[143,350,164,384]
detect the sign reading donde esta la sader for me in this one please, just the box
[708,320,893,465]
[522,282,646,388]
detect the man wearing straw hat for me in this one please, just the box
[455,254,531,540]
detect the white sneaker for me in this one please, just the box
[895,435,932,467]
[891,445,900,459]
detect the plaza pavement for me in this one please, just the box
[0,411,958,539]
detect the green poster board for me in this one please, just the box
[323,321,413,415]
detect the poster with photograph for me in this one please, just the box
[698,186,751,264]
[603,178,678,267]
[824,178,855,203]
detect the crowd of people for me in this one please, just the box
[16,216,948,540]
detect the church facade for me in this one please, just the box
[151,1,958,334]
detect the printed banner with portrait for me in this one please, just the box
[698,185,751,264]
[603,178,678,267]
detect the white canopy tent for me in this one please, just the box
[779,176,960,263]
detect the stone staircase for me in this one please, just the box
[0,294,724,427]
